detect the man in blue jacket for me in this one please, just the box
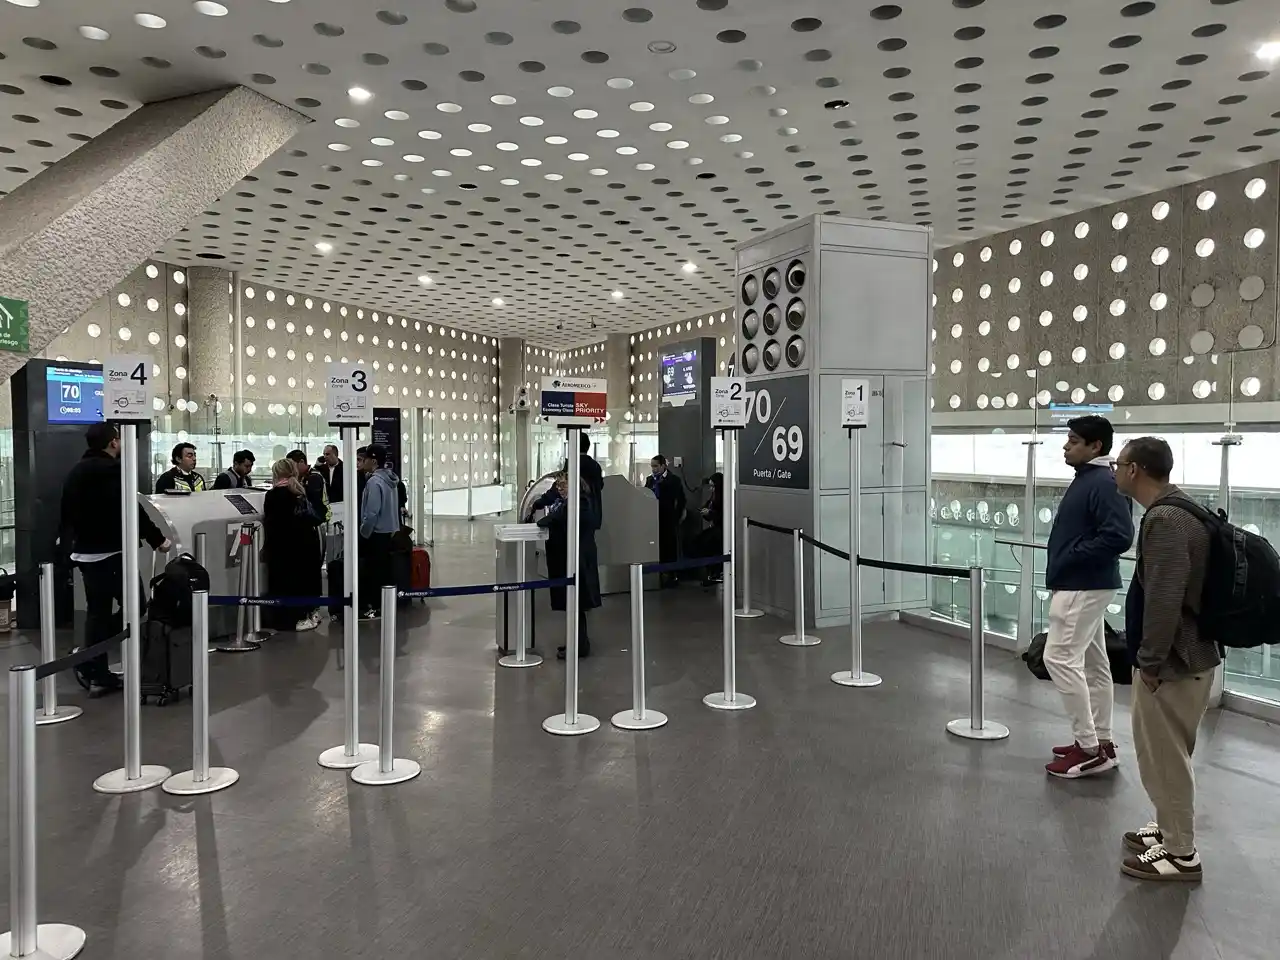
[1043,415,1134,779]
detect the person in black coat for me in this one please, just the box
[535,472,602,659]
[645,454,686,585]
[692,472,725,585]
[262,458,325,632]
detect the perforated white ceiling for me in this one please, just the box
[1,0,1278,346]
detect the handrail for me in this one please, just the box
[995,537,1137,563]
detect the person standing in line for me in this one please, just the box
[1043,414,1134,779]
[358,443,401,620]
[579,432,604,527]
[59,423,171,695]
[319,444,344,505]
[536,471,601,659]
[1112,437,1218,882]
[645,454,686,586]
[155,442,206,493]
[212,450,255,490]
[287,449,330,524]
[262,458,325,632]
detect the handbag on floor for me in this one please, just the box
[1022,624,1133,684]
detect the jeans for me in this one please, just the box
[78,555,145,682]
[361,532,393,612]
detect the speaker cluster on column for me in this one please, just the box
[739,257,808,374]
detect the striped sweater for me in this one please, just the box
[1135,486,1223,679]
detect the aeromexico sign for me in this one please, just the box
[539,377,607,427]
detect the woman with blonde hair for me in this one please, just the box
[262,458,324,631]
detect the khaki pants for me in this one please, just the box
[1131,671,1214,857]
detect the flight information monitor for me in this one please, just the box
[46,366,104,425]
[661,349,698,401]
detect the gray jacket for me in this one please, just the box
[360,468,401,538]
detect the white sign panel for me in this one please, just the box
[327,362,372,425]
[539,376,608,427]
[709,377,747,429]
[841,378,870,428]
[103,354,153,421]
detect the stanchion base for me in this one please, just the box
[498,653,543,669]
[351,757,421,785]
[734,607,765,619]
[0,923,87,959]
[162,767,239,796]
[779,633,821,647]
[542,713,600,736]
[611,709,668,731]
[317,743,379,769]
[92,764,172,795]
[214,636,262,654]
[35,705,83,726]
[831,670,883,688]
[703,692,757,711]
[946,718,1011,741]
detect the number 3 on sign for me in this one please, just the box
[772,425,803,462]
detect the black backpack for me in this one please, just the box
[1150,497,1280,649]
[149,554,210,627]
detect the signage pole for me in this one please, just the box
[832,426,881,688]
[94,421,171,794]
[543,425,599,736]
[704,428,755,710]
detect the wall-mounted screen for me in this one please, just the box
[45,366,104,425]
[661,349,698,401]
[1047,402,1113,433]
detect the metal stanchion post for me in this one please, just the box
[734,516,764,619]
[466,439,476,521]
[705,428,755,710]
[543,425,600,736]
[779,527,820,646]
[2,667,87,959]
[612,563,667,730]
[946,567,1010,740]
[194,532,207,569]
[319,426,378,768]
[93,422,171,795]
[498,540,542,668]
[164,591,238,795]
[248,523,274,640]
[833,426,881,688]
[35,564,80,726]
[215,526,263,653]
[352,586,421,785]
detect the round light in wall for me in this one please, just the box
[1148,382,1165,401]
[1244,228,1266,249]
[1241,376,1261,397]
[1195,238,1215,258]
[1148,337,1167,357]
[1112,212,1129,230]
[1152,200,1170,221]
[1245,178,1267,200]
[1196,190,1216,211]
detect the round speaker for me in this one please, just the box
[763,267,781,300]
[785,335,806,367]
[763,303,781,335]
[741,274,759,305]
[742,343,760,374]
[742,309,760,339]
[786,259,806,292]
[786,297,806,330]
[763,339,781,371]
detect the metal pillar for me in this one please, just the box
[613,563,668,729]
[498,540,542,668]
[93,424,171,794]
[214,525,264,653]
[734,516,764,619]
[833,427,881,688]
[778,527,820,646]
[1016,439,1040,647]
[1214,432,1242,516]
[704,429,755,710]
[946,567,1010,740]
[35,565,80,726]
[352,586,421,785]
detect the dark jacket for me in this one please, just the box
[320,461,344,504]
[212,467,251,490]
[1045,458,1133,591]
[645,471,686,527]
[537,491,601,612]
[155,467,206,494]
[59,450,167,557]
[581,454,604,529]
[300,469,330,522]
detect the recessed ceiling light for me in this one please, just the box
[490,94,516,105]
[568,152,590,161]
[335,118,359,128]
[544,173,563,181]
[629,102,655,113]
[519,116,544,126]
[432,169,452,177]
[327,143,351,151]
[418,129,441,140]
[548,86,574,97]
[649,121,673,132]
[682,262,698,274]
[193,1,228,16]
[477,164,494,171]
[499,178,520,186]
[573,108,598,119]
[666,140,689,149]
[616,146,638,155]
[6,0,41,7]
[689,93,715,104]
[384,110,410,121]
[648,40,677,54]
[636,162,655,171]
[611,290,625,299]
[496,141,519,151]
[403,154,425,162]
[468,122,492,133]
[596,129,620,138]
[361,159,383,167]
[541,135,566,146]
[134,12,167,28]
[348,87,373,103]
[78,25,110,40]
[607,78,634,90]
[520,158,542,166]
[720,133,742,143]
[492,298,505,306]
[705,115,730,125]
[370,137,394,146]
[1258,41,1280,62]
[436,102,462,113]
[589,168,609,176]
[450,147,472,157]
[418,274,433,285]
[668,68,697,80]
[315,242,333,253]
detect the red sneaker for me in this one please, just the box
[1046,743,1118,779]
[1052,740,1118,760]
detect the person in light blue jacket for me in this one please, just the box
[358,443,401,619]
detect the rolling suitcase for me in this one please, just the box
[139,618,192,706]
[411,547,431,590]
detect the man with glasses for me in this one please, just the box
[1112,437,1217,882]
[1043,415,1134,779]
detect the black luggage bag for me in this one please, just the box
[139,618,191,705]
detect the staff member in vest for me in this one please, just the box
[59,423,171,695]
[155,442,206,493]
[212,450,255,490]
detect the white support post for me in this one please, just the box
[352,586,421,785]
[613,563,668,729]
[35,564,80,726]
[734,516,764,619]
[946,567,1010,741]
[833,426,881,688]
[779,527,820,646]
[704,429,755,711]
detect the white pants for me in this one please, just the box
[1044,589,1116,749]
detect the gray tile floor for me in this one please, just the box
[1,518,1278,959]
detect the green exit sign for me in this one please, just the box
[0,296,29,353]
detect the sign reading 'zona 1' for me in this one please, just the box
[539,377,608,427]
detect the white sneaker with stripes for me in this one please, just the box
[1121,844,1203,882]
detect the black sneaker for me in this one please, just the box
[556,640,591,660]
[87,673,123,699]
[1123,822,1164,853]
[1121,844,1202,882]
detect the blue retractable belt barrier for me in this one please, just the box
[209,595,336,608]
[746,519,794,537]
[642,555,731,575]
[398,576,574,600]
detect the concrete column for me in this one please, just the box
[498,336,531,495]
[187,267,232,410]
[605,333,633,480]
[0,86,307,383]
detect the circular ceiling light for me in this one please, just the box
[608,78,634,89]
[519,115,544,126]
[650,121,673,132]
[492,298,505,306]
[327,143,351,151]
[545,135,567,145]
[403,154,424,162]
[596,129,619,138]
[418,275,433,285]
[589,167,608,175]
[134,13,167,28]
[335,117,359,128]
[573,108,598,119]
[669,68,697,80]
[612,290,625,299]
[78,25,110,40]
[315,242,333,253]
[437,102,462,113]
[449,147,471,156]
[496,141,518,150]
[705,115,730,124]
[682,262,698,274]
[520,158,542,166]
[468,122,491,133]
[418,129,441,139]
[490,95,516,105]
[348,87,373,103]
[193,1,228,15]
[630,101,654,112]
[370,137,394,146]
[648,40,676,54]
[636,162,655,171]
[666,140,689,149]
[720,133,742,142]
